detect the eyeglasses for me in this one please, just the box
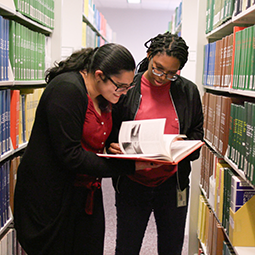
[104,74,135,92]
[152,66,178,81]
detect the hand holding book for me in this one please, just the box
[98,119,204,165]
[108,142,163,170]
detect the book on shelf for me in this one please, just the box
[213,95,222,150]
[213,0,223,30]
[213,39,222,87]
[214,161,230,223]
[97,118,204,165]
[223,167,236,234]
[250,102,255,185]
[206,93,216,143]
[250,24,255,91]
[231,174,255,212]
[207,41,216,86]
[220,36,227,87]
[224,34,233,88]
[231,26,247,89]
[203,44,210,85]
[202,92,209,140]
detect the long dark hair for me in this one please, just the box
[137,32,189,73]
[45,43,136,83]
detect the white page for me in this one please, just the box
[119,118,168,155]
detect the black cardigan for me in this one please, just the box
[14,72,135,255]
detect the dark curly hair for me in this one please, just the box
[45,43,136,83]
[137,32,189,73]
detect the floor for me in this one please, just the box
[102,178,189,255]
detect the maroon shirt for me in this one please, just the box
[81,95,112,153]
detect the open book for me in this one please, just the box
[98,118,204,165]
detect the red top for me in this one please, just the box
[128,75,179,187]
[75,95,112,214]
[81,96,112,153]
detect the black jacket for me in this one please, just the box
[107,72,204,190]
[14,72,136,255]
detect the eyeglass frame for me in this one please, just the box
[103,73,135,92]
[151,64,178,82]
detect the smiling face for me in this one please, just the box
[145,53,181,87]
[96,70,135,104]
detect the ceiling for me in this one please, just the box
[93,0,181,11]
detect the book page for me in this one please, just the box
[170,140,203,163]
[119,118,169,156]
[163,134,187,161]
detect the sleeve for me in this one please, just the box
[44,78,135,177]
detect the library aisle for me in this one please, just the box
[102,178,188,255]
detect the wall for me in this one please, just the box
[95,8,174,65]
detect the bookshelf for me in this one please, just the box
[0,1,56,252]
[200,1,255,254]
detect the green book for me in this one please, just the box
[238,105,246,170]
[213,0,221,29]
[15,22,21,81]
[206,0,211,33]
[245,26,253,90]
[210,0,215,32]
[244,102,253,178]
[225,168,236,234]
[240,27,248,90]
[20,24,24,80]
[34,31,38,80]
[250,103,255,185]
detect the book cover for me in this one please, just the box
[224,33,233,88]
[250,103,255,185]
[213,95,222,150]
[203,44,210,85]
[220,36,227,87]
[213,39,222,87]
[206,93,216,143]
[231,175,255,212]
[10,90,20,150]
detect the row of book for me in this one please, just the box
[0,16,9,82]
[0,155,20,230]
[206,0,235,34]
[14,0,54,29]
[198,239,235,255]
[203,92,238,158]
[9,19,46,81]
[200,146,255,247]
[83,0,114,43]
[168,0,182,34]
[0,228,27,255]
[227,101,255,184]
[82,22,106,49]
[197,194,241,254]
[203,92,255,185]
[197,194,226,255]
[206,0,255,34]
[0,88,44,157]
[203,24,255,90]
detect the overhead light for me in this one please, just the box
[127,0,141,3]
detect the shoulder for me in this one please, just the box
[43,72,88,109]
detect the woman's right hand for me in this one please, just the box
[135,161,162,171]
[108,142,123,154]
